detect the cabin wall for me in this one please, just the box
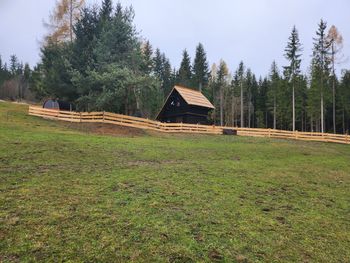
[157,89,212,124]
[159,90,189,118]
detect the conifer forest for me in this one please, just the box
[1,0,350,134]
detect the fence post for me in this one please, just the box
[346,133,349,144]
[268,128,271,138]
[103,111,105,123]
[295,130,298,140]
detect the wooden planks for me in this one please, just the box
[28,106,350,144]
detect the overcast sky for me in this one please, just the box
[0,0,349,77]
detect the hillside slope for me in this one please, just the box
[0,102,349,262]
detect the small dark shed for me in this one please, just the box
[156,86,215,124]
[43,99,74,111]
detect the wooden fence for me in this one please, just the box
[28,105,350,145]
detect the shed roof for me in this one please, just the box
[173,86,215,109]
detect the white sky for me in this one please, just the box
[0,0,349,77]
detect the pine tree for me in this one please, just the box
[311,19,331,133]
[94,4,137,67]
[297,75,308,131]
[250,74,259,128]
[29,64,47,100]
[192,43,209,91]
[256,77,269,128]
[237,61,245,127]
[100,0,113,21]
[217,60,229,126]
[71,6,100,73]
[141,40,154,75]
[284,25,302,131]
[161,54,173,96]
[151,48,172,98]
[10,55,19,76]
[246,68,254,128]
[268,61,280,129]
[153,48,163,79]
[339,71,350,133]
[177,49,192,88]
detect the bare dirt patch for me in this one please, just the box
[63,122,147,137]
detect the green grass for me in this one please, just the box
[0,101,349,262]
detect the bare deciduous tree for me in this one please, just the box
[327,25,343,133]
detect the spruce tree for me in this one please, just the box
[141,40,154,75]
[153,48,163,79]
[311,19,331,133]
[216,60,228,126]
[339,71,350,133]
[161,54,173,96]
[72,6,100,73]
[246,68,253,127]
[100,0,113,21]
[268,61,280,129]
[237,61,245,127]
[284,25,302,131]
[10,55,19,76]
[192,43,209,91]
[250,74,259,128]
[177,49,192,88]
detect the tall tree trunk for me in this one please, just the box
[321,91,324,133]
[248,92,251,128]
[292,81,295,131]
[273,95,276,129]
[342,108,345,134]
[231,93,235,126]
[331,44,336,133]
[301,110,304,131]
[69,0,73,42]
[240,80,244,127]
[311,115,313,132]
[332,77,336,133]
[220,86,223,126]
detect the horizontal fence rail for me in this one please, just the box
[28,106,350,145]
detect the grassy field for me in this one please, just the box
[0,101,349,262]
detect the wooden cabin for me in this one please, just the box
[156,85,214,124]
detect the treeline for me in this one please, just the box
[0,55,34,101]
[1,0,350,133]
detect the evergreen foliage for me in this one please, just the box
[192,43,209,91]
[177,49,192,88]
[1,3,350,133]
